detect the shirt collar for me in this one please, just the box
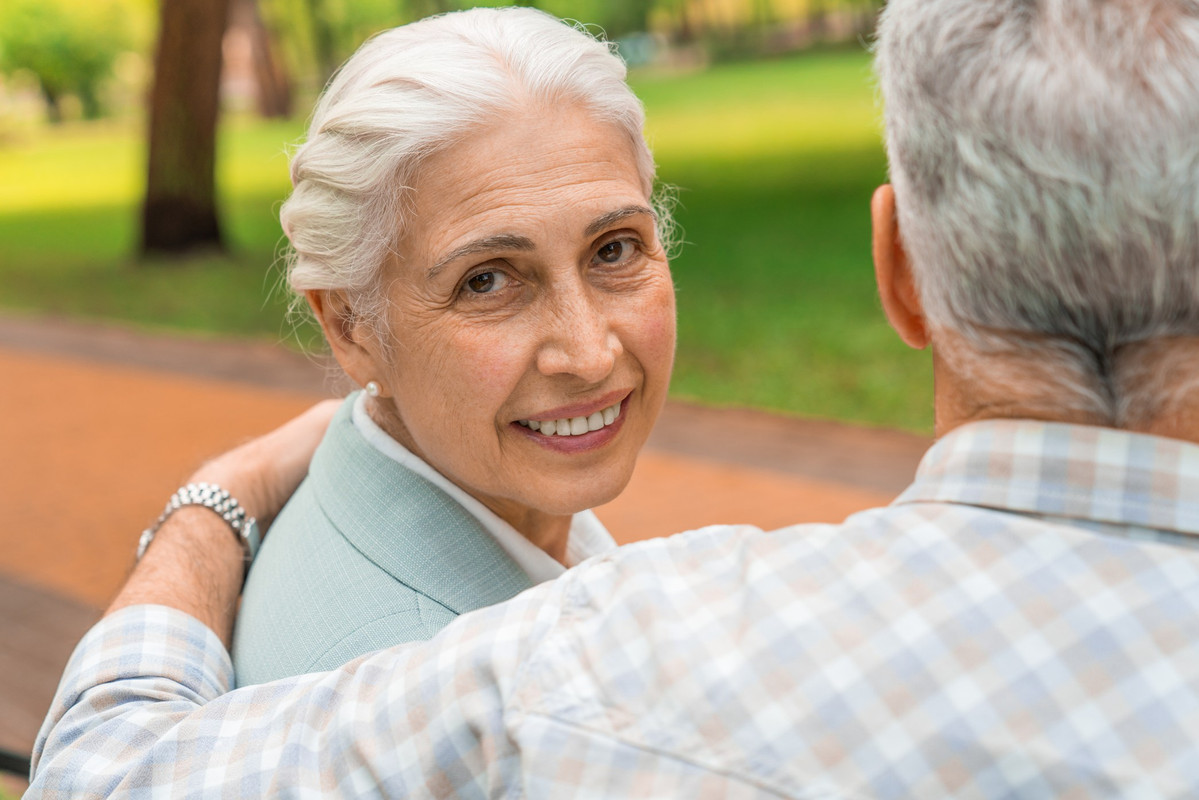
[895,419,1199,539]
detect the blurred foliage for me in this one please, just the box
[0,0,885,124]
[537,0,652,37]
[0,0,145,122]
[255,0,885,94]
[256,0,654,91]
[258,0,403,87]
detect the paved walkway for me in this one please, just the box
[0,313,931,780]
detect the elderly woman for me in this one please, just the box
[232,7,676,685]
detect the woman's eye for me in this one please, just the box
[464,271,505,294]
[596,240,633,264]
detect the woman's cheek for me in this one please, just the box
[637,285,678,368]
[449,330,525,401]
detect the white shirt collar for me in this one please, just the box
[351,393,616,583]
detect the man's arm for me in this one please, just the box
[107,400,338,647]
[29,400,337,790]
[27,399,562,798]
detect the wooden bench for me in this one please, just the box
[0,573,101,781]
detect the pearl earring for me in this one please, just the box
[365,381,381,397]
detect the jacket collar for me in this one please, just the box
[308,398,535,615]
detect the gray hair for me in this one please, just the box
[875,0,1199,421]
[281,7,668,331]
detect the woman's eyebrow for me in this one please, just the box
[584,205,656,237]
[426,206,655,279]
[428,233,535,278]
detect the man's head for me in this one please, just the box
[872,0,1199,436]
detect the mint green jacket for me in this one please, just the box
[232,397,536,686]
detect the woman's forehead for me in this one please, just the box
[401,106,650,257]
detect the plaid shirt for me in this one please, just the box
[29,420,1199,798]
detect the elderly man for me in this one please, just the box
[29,0,1199,795]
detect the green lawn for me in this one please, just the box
[0,117,307,338]
[0,48,933,431]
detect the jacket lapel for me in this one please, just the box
[308,399,536,615]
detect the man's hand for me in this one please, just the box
[107,400,339,647]
[189,399,340,531]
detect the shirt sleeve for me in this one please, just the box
[28,583,566,798]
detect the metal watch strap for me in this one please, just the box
[137,482,261,572]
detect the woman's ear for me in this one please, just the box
[871,184,929,350]
[305,289,386,390]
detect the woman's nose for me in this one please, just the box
[535,289,622,383]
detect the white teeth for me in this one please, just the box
[519,401,623,438]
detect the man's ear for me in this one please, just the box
[305,289,386,391]
[871,184,929,350]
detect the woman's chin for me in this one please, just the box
[528,467,636,517]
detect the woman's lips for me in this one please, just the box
[516,399,621,437]
[511,396,629,452]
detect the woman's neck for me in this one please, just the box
[487,506,573,565]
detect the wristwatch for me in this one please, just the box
[137,482,261,575]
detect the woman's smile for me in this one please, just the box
[517,399,622,436]
[513,394,629,453]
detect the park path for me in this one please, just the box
[0,313,930,784]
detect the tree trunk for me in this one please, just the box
[231,0,292,118]
[665,0,695,43]
[78,80,102,120]
[808,0,830,42]
[39,82,63,125]
[141,0,233,256]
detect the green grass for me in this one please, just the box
[0,117,306,339]
[634,50,931,430]
[0,48,933,431]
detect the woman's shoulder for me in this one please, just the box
[231,395,535,685]
[231,470,455,681]
[232,475,456,685]
[232,427,533,686]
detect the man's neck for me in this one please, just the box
[931,335,1199,446]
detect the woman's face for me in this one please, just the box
[362,103,676,528]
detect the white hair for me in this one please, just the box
[281,7,668,331]
[875,0,1199,420]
